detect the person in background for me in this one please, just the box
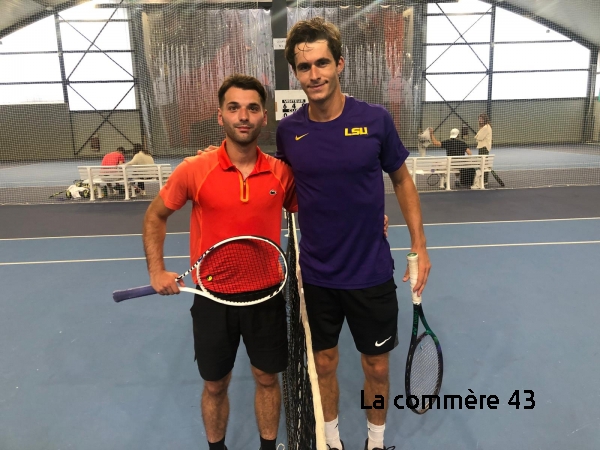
[474,113,492,185]
[126,143,154,165]
[101,147,126,195]
[101,147,125,166]
[474,113,504,187]
[124,143,155,195]
[430,128,473,187]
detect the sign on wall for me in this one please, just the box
[275,90,308,121]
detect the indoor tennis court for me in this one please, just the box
[2,143,600,204]
[1,187,600,449]
[2,0,600,449]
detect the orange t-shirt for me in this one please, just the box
[160,141,297,285]
[101,152,125,166]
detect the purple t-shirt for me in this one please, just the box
[275,96,409,289]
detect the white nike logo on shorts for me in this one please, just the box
[375,336,392,347]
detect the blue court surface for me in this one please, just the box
[1,208,600,449]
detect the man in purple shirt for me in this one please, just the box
[277,18,431,450]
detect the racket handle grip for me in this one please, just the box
[407,252,421,305]
[113,285,157,302]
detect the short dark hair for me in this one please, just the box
[218,74,266,108]
[285,17,343,72]
[117,146,125,152]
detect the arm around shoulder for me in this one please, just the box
[282,167,298,213]
[270,156,298,213]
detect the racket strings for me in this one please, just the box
[409,334,441,410]
[197,239,286,300]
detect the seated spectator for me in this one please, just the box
[101,148,126,195]
[101,147,125,166]
[430,128,474,187]
[124,143,154,195]
[125,143,154,166]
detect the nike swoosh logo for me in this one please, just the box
[295,133,309,141]
[375,336,392,347]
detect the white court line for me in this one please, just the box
[0,255,187,266]
[390,240,600,251]
[2,240,600,266]
[388,217,600,228]
[0,232,190,241]
[2,217,599,241]
[1,230,289,241]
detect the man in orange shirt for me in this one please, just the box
[143,74,297,450]
[101,148,125,166]
[101,147,126,195]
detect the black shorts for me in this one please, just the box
[190,291,288,381]
[303,278,399,355]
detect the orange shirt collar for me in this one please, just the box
[217,140,270,175]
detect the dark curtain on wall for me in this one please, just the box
[140,7,275,154]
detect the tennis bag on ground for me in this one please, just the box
[49,180,90,199]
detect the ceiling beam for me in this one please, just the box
[481,0,594,49]
[0,0,89,39]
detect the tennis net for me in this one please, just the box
[282,213,326,450]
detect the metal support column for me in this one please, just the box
[54,12,77,156]
[128,8,147,150]
[272,0,289,90]
[583,48,598,142]
[413,2,427,133]
[487,4,496,122]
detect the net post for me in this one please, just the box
[292,213,327,450]
[282,212,327,450]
